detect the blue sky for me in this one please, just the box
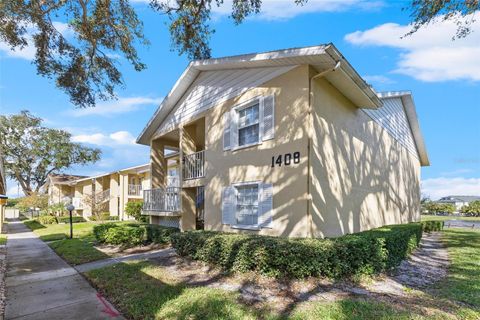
[1,0,479,199]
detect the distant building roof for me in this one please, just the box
[438,195,480,203]
[48,174,88,185]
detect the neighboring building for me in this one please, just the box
[437,196,480,212]
[43,174,88,205]
[136,44,429,238]
[0,149,7,232]
[44,164,151,220]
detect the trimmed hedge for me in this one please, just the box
[104,226,145,246]
[93,223,179,247]
[421,220,444,233]
[89,213,119,221]
[93,223,118,243]
[38,215,57,224]
[145,224,179,244]
[57,216,86,224]
[171,223,425,279]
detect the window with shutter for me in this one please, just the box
[224,95,275,151]
[259,183,273,228]
[222,186,235,225]
[262,95,275,141]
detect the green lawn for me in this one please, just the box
[421,215,480,221]
[434,228,480,308]
[0,234,6,245]
[23,220,111,265]
[84,226,480,320]
[86,261,263,320]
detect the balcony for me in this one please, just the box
[167,176,180,187]
[96,189,110,203]
[128,184,142,197]
[72,197,84,209]
[143,187,180,213]
[182,150,205,180]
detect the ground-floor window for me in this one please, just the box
[234,184,259,226]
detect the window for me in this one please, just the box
[238,103,260,146]
[235,184,259,226]
[224,95,274,151]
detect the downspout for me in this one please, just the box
[307,61,341,238]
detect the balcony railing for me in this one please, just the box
[128,184,142,196]
[143,187,180,213]
[167,176,180,187]
[72,197,84,209]
[183,150,205,180]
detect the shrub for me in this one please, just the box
[145,224,180,244]
[93,223,118,243]
[57,216,86,224]
[38,215,57,224]
[125,201,147,222]
[104,225,145,247]
[171,223,425,279]
[421,220,444,233]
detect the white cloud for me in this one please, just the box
[72,130,136,146]
[345,16,480,82]
[0,21,72,61]
[362,74,395,85]
[133,0,383,20]
[421,177,480,200]
[68,96,162,117]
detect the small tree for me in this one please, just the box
[82,193,110,221]
[425,202,456,215]
[16,193,48,212]
[125,201,147,222]
[460,201,480,217]
[46,202,68,216]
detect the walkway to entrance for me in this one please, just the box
[5,220,123,320]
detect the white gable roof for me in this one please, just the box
[137,43,382,145]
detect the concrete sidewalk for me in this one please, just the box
[75,247,175,273]
[5,220,124,320]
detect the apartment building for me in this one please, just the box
[45,164,151,220]
[137,44,429,238]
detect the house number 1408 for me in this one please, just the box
[271,152,300,167]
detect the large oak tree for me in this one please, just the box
[1,1,478,108]
[0,111,101,195]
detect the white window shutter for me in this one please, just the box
[230,109,239,149]
[259,183,273,228]
[222,186,236,225]
[223,112,231,150]
[262,95,275,141]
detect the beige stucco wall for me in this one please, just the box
[309,77,421,238]
[203,65,311,237]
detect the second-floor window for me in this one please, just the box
[223,95,275,151]
[238,103,260,146]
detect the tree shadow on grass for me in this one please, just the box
[85,260,261,320]
[22,220,46,231]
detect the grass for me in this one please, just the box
[289,299,415,320]
[0,234,6,245]
[421,215,480,221]
[86,261,262,320]
[23,219,113,265]
[84,226,480,320]
[434,228,480,308]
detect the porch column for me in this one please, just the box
[180,188,196,231]
[151,139,167,189]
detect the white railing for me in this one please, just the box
[96,189,110,203]
[143,187,180,212]
[167,176,180,187]
[183,150,205,180]
[72,197,84,209]
[128,184,142,196]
